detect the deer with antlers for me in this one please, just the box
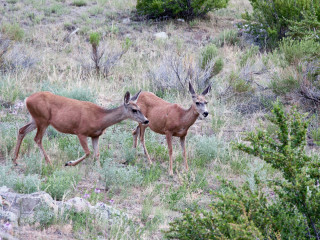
[133,82,211,175]
[13,90,148,166]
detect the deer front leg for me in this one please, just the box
[65,135,90,166]
[140,124,152,165]
[180,136,188,171]
[132,125,140,148]
[165,132,173,176]
[34,124,51,165]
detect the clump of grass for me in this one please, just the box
[42,168,81,200]
[99,158,143,190]
[14,174,41,194]
[239,45,259,67]
[229,71,254,93]
[269,67,299,95]
[0,22,24,41]
[72,0,87,7]
[279,38,320,65]
[213,29,240,47]
[191,135,226,168]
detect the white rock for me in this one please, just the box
[154,32,168,40]
[122,18,131,24]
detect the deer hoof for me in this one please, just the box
[65,161,72,166]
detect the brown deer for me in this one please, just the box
[133,82,211,175]
[13,91,149,166]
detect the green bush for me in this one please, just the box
[42,169,81,200]
[287,8,320,41]
[136,0,229,20]
[72,0,87,7]
[201,44,218,69]
[243,0,320,47]
[237,102,320,238]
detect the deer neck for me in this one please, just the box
[181,104,199,128]
[101,105,127,129]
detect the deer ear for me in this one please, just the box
[124,91,130,105]
[201,85,211,96]
[130,90,141,103]
[189,82,196,96]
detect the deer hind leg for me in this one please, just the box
[140,125,152,165]
[13,120,37,165]
[65,135,90,166]
[180,136,188,171]
[132,125,140,148]
[92,137,100,163]
[34,124,51,165]
[165,132,173,176]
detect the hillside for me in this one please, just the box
[1,0,320,239]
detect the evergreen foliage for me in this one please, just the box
[136,0,229,20]
[242,0,320,47]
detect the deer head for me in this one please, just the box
[189,82,211,117]
[124,90,149,124]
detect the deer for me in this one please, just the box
[132,82,211,175]
[13,90,149,167]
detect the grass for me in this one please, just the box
[0,0,319,239]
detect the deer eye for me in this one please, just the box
[196,102,200,106]
[132,109,137,113]
[205,101,208,105]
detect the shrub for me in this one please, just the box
[201,44,218,69]
[287,8,320,41]
[136,0,229,20]
[242,0,320,47]
[33,204,56,229]
[165,177,308,239]
[42,169,81,200]
[237,102,320,238]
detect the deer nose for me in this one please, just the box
[203,112,208,117]
[143,120,149,124]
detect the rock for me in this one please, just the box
[65,197,92,213]
[0,210,18,224]
[122,18,131,24]
[0,188,57,218]
[154,32,168,40]
[177,18,185,22]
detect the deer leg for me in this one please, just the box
[65,135,90,166]
[92,137,100,162]
[165,132,173,176]
[180,136,188,171]
[140,125,152,165]
[13,121,37,165]
[132,125,140,148]
[34,124,51,165]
